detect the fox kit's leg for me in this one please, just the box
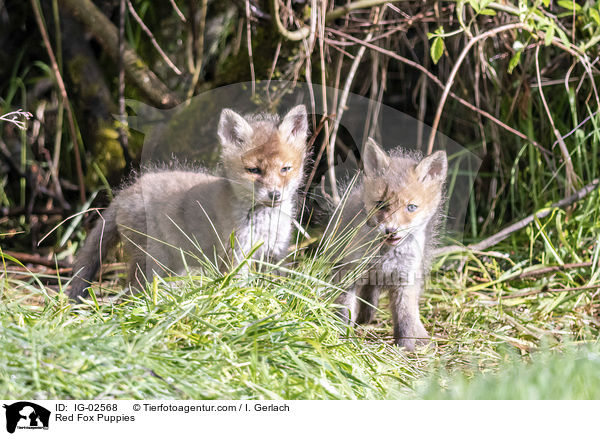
[68,205,119,299]
[337,285,360,324]
[337,282,381,325]
[389,283,429,351]
[355,284,381,324]
[126,251,146,292]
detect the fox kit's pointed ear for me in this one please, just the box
[218,109,253,151]
[416,150,447,183]
[363,138,390,177]
[279,105,308,148]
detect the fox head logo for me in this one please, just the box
[361,138,447,245]
[217,105,309,207]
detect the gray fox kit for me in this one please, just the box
[334,138,447,351]
[68,105,309,299]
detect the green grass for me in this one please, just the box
[415,344,600,399]
[0,266,420,399]
[1,0,599,401]
[1,177,599,400]
[1,142,599,400]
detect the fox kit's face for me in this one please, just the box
[362,139,447,245]
[218,105,308,206]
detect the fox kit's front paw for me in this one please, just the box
[415,322,430,346]
[394,324,430,351]
[395,335,429,352]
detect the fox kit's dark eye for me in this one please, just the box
[375,200,388,210]
[407,204,418,212]
[281,166,291,174]
[246,167,261,175]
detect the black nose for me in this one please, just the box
[385,227,396,235]
[268,190,281,201]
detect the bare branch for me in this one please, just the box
[436,178,600,256]
[168,0,187,22]
[535,44,578,194]
[329,26,378,204]
[326,0,411,21]
[119,0,132,171]
[31,0,86,205]
[58,0,180,107]
[326,27,548,155]
[271,0,412,40]
[126,0,183,75]
[426,22,528,154]
[270,0,310,41]
[245,0,256,95]
[186,0,208,101]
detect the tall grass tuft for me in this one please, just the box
[0,263,421,399]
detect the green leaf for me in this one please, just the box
[508,50,522,74]
[544,25,555,46]
[542,0,550,6]
[557,0,581,11]
[467,0,480,13]
[590,8,600,26]
[479,8,496,15]
[557,11,574,18]
[430,37,445,64]
[556,27,571,47]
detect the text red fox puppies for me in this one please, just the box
[335,138,447,351]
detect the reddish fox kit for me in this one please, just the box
[334,138,447,351]
[68,105,309,299]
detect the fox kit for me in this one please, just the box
[334,138,447,351]
[68,105,309,299]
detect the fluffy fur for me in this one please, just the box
[333,138,447,351]
[68,105,309,299]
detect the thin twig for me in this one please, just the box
[59,0,180,107]
[535,44,577,194]
[552,110,600,148]
[119,0,132,172]
[325,26,548,155]
[245,0,256,95]
[186,0,208,101]
[31,0,86,205]
[427,22,528,154]
[317,0,333,203]
[516,262,593,280]
[416,24,429,150]
[502,284,600,299]
[302,116,330,197]
[266,40,282,102]
[327,32,373,204]
[487,2,572,39]
[126,0,182,75]
[326,0,410,21]
[270,0,310,41]
[1,250,68,269]
[271,0,411,40]
[168,0,187,22]
[302,0,317,123]
[328,12,380,204]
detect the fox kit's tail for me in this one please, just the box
[68,205,119,300]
